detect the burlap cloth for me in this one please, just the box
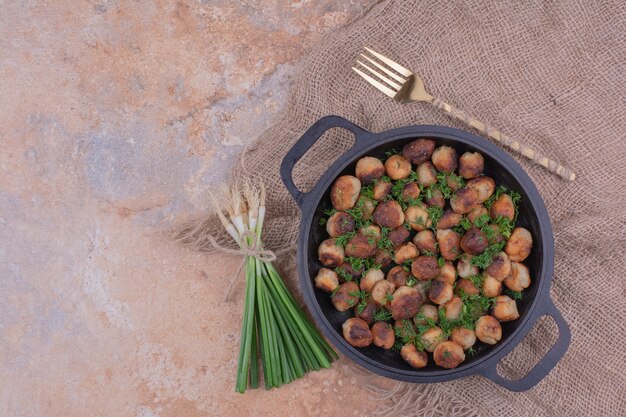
[178,1,626,415]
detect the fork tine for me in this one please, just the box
[364,47,412,77]
[356,60,403,90]
[352,67,397,98]
[360,54,406,83]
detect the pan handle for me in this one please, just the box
[479,297,571,392]
[280,116,370,207]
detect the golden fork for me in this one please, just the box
[353,47,576,181]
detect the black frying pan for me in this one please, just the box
[280,115,570,391]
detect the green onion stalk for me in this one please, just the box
[214,181,337,393]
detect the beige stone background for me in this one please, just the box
[0,1,380,416]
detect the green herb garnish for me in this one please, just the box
[374,309,392,322]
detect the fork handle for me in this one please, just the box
[430,98,576,181]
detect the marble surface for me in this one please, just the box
[0,1,377,416]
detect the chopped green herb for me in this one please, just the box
[356,299,368,313]
[348,289,368,301]
[427,206,443,228]
[406,276,417,287]
[494,215,514,238]
[402,259,413,270]
[437,308,453,337]
[394,319,418,344]
[437,257,445,267]
[470,241,506,269]
[467,346,477,356]
[335,231,356,248]
[505,289,523,300]
[319,218,328,226]
[454,217,472,234]
[331,286,341,298]
[385,293,394,302]
[374,309,392,322]
[467,274,484,288]
[474,214,491,228]
[334,267,353,282]
[442,350,451,359]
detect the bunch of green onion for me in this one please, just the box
[214,181,337,393]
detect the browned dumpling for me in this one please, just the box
[467,204,489,223]
[428,280,454,305]
[345,234,376,258]
[402,182,421,202]
[504,262,531,291]
[401,344,428,368]
[314,268,339,292]
[505,227,533,262]
[456,253,478,278]
[412,280,431,301]
[388,226,410,247]
[359,196,377,220]
[419,326,446,352]
[394,242,419,264]
[434,341,466,369]
[490,194,515,221]
[486,251,512,281]
[318,238,344,267]
[475,315,502,345]
[436,229,462,260]
[442,296,463,321]
[371,280,396,306]
[482,273,502,298]
[360,268,384,292]
[425,188,445,208]
[458,152,484,179]
[466,176,496,203]
[447,175,464,192]
[492,295,520,322]
[460,227,489,255]
[385,154,412,180]
[416,161,437,187]
[451,327,476,350]
[354,297,378,325]
[331,175,361,210]
[450,187,479,214]
[413,230,438,254]
[360,224,382,241]
[431,146,458,172]
[437,209,463,229]
[411,256,440,280]
[403,138,436,164]
[373,200,405,228]
[371,321,396,349]
[455,278,479,297]
[325,211,355,237]
[373,248,393,268]
[437,261,457,285]
[372,180,392,201]
[342,317,372,347]
[414,303,439,325]
[404,205,431,231]
[390,286,423,320]
[355,156,385,184]
[332,281,360,312]
[386,265,409,288]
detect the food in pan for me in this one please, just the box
[316,140,533,370]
